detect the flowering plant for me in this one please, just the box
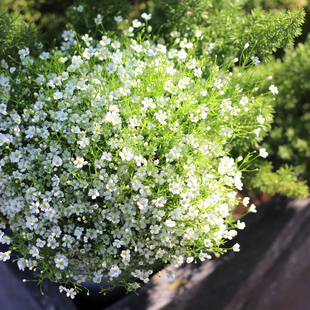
[0,14,275,297]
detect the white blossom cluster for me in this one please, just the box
[0,16,272,295]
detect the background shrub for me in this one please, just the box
[245,35,310,195]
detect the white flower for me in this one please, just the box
[244,43,249,49]
[113,239,124,248]
[52,155,63,167]
[132,19,142,28]
[218,156,236,175]
[94,14,103,25]
[185,42,193,49]
[29,246,40,258]
[165,219,176,227]
[114,16,123,23]
[17,258,27,271]
[77,137,90,148]
[109,265,122,278]
[254,127,261,137]
[193,68,202,77]
[141,97,156,109]
[165,269,175,279]
[195,30,203,38]
[257,115,265,124]
[137,198,148,211]
[54,253,68,270]
[0,251,11,262]
[236,220,246,230]
[0,234,11,245]
[77,5,83,12]
[150,224,160,234]
[105,111,121,125]
[141,13,152,20]
[154,110,168,125]
[166,66,176,76]
[242,197,250,207]
[26,215,38,230]
[249,204,257,213]
[250,56,260,65]
[9,150,22,163]
[232,243,240,252]
[88,189,100,199]
[66,288,77,299]
[74,156,88,168]
[121,249,131,261]
[269,85,278,94]
[259,148,268,158]
[119,147,134,161]
[53,90,63,100]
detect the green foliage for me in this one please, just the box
[244,162,309,199]
[0,0,73,47]
[143,1,305,66]
[65,0,131,36]
[238,9,304,60]
[0,11,41,62]
[243,0,308,10]
[252,35,310,189]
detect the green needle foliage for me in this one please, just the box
[244,34,310,198]
[142,0,305,65]
[65,0,131,35]
[0,12,41,62]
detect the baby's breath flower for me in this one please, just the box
[76,5,83,12]
[165,269,175,279]
[74,156,88,168]
[0,17,272,299]
[236,220,246,230]
[17,258,27,271]
[232,243,240,252]
[109,265,122,278]
[249,204,257,213]
[94,14,103,25]
[114,16,123,23]
[119,147,134,161]
[66,288,77,299]
[250,55,260,65]
[195,30,203,38]
[0,251,11,262]
[132,19,142,28]
[257,115,265,124]
[141,13,152,20]
[259,148,268,158]
[269,85,278,94]
[242,197,250,207]
[54,253,68,270]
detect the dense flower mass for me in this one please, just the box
[0,16,274,296]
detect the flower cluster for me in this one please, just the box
[0,15,274,296]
